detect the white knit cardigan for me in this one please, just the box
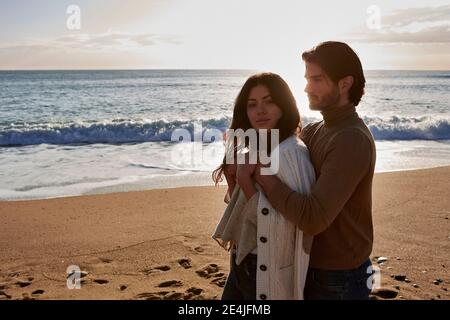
[213,135,316,300]
[255,136,316,300]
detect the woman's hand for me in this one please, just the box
[223,163,237,199]
[236,153,257,201]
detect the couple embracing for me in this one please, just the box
[212,41,376,300]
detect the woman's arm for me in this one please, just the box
[223,163,237,202]
[237,174,257,201]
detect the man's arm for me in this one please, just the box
[256,130,372,236]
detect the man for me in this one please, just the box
[254,41,376,300]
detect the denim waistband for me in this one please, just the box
[309,259,372,275]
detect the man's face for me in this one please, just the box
[304,62,340,111]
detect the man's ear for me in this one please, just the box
[339,76,354,94]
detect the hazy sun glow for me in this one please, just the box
[0,0,449,71]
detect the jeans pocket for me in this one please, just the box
[343,273,372,300]
[351,270,372,292]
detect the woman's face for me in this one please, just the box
[246,85,283,131]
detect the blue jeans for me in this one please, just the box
[304,259,373,300]
[221,251,257,300]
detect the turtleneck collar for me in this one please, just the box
[321,102,357,127]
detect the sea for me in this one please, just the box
[0,69,449,200]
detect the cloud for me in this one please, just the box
[345,5,450,44]
[55,32,183,48]
[0,32,183,52]
[347,25,450,44]
[381,5,450,27]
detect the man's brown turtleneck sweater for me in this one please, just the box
[266,103,376,270]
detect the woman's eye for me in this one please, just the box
[247,103,256,108]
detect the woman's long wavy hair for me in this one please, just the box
[212,72,302,185]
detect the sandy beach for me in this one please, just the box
[0,166,449,300]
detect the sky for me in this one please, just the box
[0,0,449,71]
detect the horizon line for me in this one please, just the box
[0,68,449,72]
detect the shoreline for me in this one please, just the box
[2,164,450,203]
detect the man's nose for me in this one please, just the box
[304,82,311,94]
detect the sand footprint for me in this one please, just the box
[93,279,109,285]
[184,287,205,300]
[66,270,89,279]
[194,246,204,253]
[186,287,203,295]
[22,293,35,300]
[31,289,45,298]
[164,292,185,300]
[134,291,184,300]
[0,290,12,300]
[16,279,32,288]
[178,258,192,269]
[135,287,205,300]
[370,288,398,299]
[194,264,227,287]
[154,265,171,271]
[141,265,171,275]
[195,263,219,279]
[157,280,183,288]
[134,291,169,300]
[210,274,227,288]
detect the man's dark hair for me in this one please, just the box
[302,41,366,106]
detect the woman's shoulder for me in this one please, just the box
[277,135,309,155]
[271,135,315,180]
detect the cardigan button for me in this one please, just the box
[260,294,267,300]
[260,236,267,243]
[260,265,267,271]
[261,208,269,215]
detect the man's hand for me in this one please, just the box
[254,163,282,195]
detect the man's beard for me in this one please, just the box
[308,88,340,111]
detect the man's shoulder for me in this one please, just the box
[301,120,323,142]
[303,120,323,132]
[329,127,375,154]
[335,120,375,144]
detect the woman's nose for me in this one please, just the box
[257,102,267,114]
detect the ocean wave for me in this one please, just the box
[128,160,209,172]
[0,116,449,146]
[365,116,450,141]
[0,118,230,147]
[426,74,450,79]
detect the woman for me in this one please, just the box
[212,72,316,300]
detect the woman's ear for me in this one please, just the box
[339,76,354,95]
